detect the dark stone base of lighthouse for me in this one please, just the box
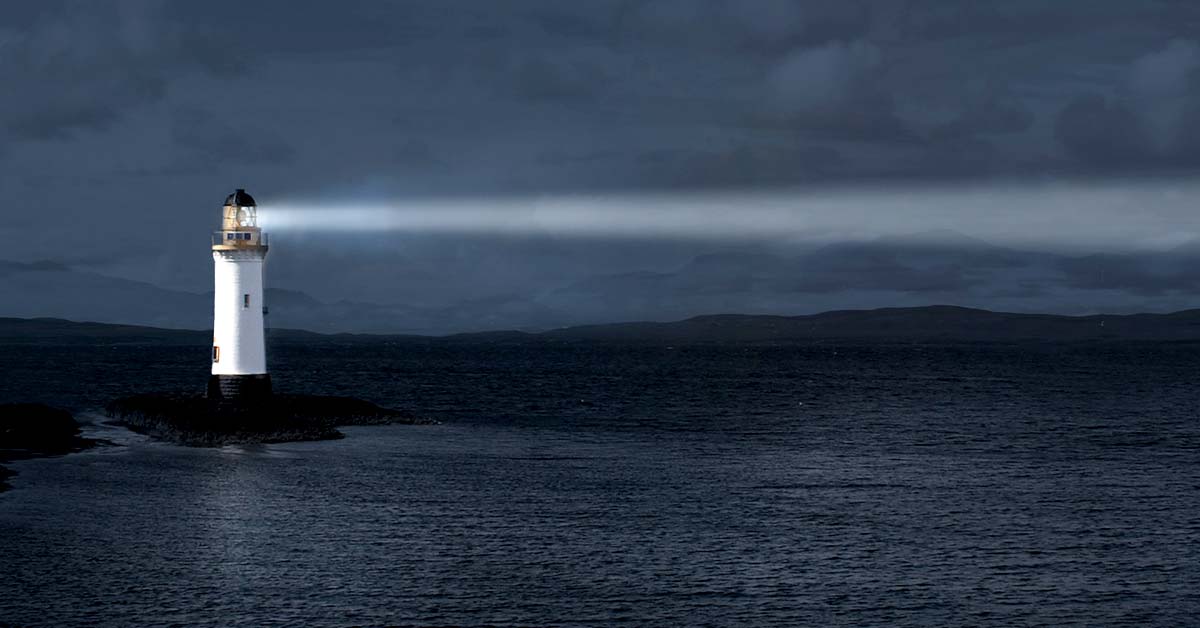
[104,390,437,447]
[206,374,273,402]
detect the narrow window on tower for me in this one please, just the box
[243,294,250,308]
[212,346,220,362]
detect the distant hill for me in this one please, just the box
[535,306,1200,343]
[6,306,1200,345]
[0,317,203,346]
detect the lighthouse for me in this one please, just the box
[208,189,271,401]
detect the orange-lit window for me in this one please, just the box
[212,346,220,362]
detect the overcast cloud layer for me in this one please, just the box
[3,1,1200,328]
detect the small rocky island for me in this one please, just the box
[0,403,98,491]
[96,189,439,449]
[105,393,437,447]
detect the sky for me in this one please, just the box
[4,1,1200,329]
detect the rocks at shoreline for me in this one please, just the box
[0,403,98,491]
[104,393,437,447]
[0,396,436,490]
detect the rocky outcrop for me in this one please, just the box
[0,403,98,491]
[104,394,437,447]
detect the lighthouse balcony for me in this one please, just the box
[212,231,268,250]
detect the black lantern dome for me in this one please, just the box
[224,188,257,207]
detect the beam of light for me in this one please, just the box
[258,177,1200,251]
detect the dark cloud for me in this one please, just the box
[1056,253,1200,296]
[171,109,294,167]
[0,3,242,142]
[392,139,444,170]
[633,144,844,188]
[618,0,867,53]
[6,1,1200,186]
[782,262,975,294]
[4,1,1200,327]
[510,51,612,102]
[1127,39,1200,161]
[932,100,1035,140]
[1054,94,1151,169]
[1051,39,1200,171]
[758,40,913,142]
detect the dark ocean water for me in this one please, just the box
[1,339,1199,626]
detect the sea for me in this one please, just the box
[1,339,1198,627]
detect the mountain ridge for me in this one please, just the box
[6,305,1200,344]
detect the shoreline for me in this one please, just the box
[105,393,438,447]
[2,397,437,491]
[0,403,99,493]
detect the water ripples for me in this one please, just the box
[0,342,1198,625]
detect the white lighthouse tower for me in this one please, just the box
[208,189,271,400]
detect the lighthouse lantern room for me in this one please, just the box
[208,188,271,400]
